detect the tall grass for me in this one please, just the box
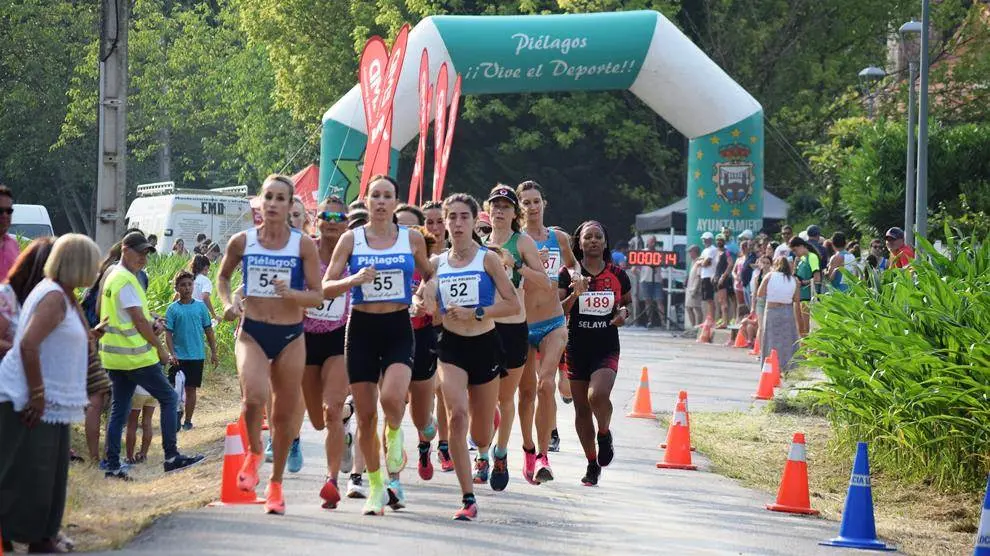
[144,254,241,373]
[802,230,990,490]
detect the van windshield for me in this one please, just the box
[8,224,54,239]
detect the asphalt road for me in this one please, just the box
[100,329,862,555]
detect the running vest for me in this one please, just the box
[349,225,415,305]
[99,267,158,370]
[501,232,523,287]
[436,247,495,314]
[532,228,562,281]
[242,228,305,298]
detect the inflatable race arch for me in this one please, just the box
[319,10,764,244]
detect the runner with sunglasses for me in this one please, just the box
[301,198,351,509]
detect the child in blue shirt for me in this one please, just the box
[166,270,218,430]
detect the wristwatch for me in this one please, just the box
[474,306,485,321]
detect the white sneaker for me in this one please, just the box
[346,474,368,499]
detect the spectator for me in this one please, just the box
[788,236,822,337]
[714,234,734,327]
[683,245,703,334]
[171,238,188,257]
[125,386,156,464]
[869,238,889,271]
[740,235,758,306]
[885,227,915,269]
[194,236,211,256]
[147,234,158,250]
[165,270,217,431]
[0,238,55,359]
[0,234,100,553]
[637,236,666,328]
[188,254,217,321]
[805,225,827,260]
[204,241,222,263]
[0,185,20,278]
[100,231,203,479]
[611,241,629,268]
[846,242,864,278]
[755,256,800,371]
[698,232,718,324]
[749,253,773,348]
[774,225,793,260]
[826,232,855,292]
[722,226,739,257]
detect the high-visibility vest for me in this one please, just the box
[99,267,158,370]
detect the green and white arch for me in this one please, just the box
[320,10,764,244]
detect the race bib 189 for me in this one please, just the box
[543,248,562,278]
[439,274,481,308]
[579,291,615,316]
[306,294,347,321]
[245,265,292,298]
[360,268,406,302]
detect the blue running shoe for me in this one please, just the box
[387,477,406,510]
[264,437,274,463]
[288,438,303,473]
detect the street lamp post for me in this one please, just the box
[858,66,886,120]
[916,0,931,241]
[899,19,922,246]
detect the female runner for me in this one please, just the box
[481,184,549,490]
[419,193,518,520]
[393,205,441,481]
[217,174,324,515]
[515,180,579,483]
[421,200,454,471]
[557,221,630,486]
[321,175,432,516]
[300,196,351,509]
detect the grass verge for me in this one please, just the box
[61,369,241,552]
[680,409,981,556]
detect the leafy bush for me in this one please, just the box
[144,254,241,372]
[801,231,990,490]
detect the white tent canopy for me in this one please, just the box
[636,190,788,233]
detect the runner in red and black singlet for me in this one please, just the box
[557,220,631,487]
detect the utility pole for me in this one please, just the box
[916,0,931,241]
[95,0,129,250]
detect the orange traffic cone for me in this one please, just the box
[749,334,761,356]
[767,433,819,515]
[753,359,775,400]
[769,349,782,387]
[209,423,265,507]
[626,367,655,418]
[660,391,695,451]
[733,327,749,348]
[657,400,697,470]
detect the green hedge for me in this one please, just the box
[802,231,990,490]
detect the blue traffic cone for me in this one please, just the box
[820,442,895,551]
[975,475,990,555]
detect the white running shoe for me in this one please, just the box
[346,474,368,499]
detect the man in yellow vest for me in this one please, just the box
[101,232,204,479]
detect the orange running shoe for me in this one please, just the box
[237,452,262,492]
[320,477,341,509]
[265,481,286,515]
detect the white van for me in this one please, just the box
[124,182,253,253]
[10,204,54,238]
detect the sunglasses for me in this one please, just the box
[0,208,12,215]
[477,226,493,234]
[318,211,348,223]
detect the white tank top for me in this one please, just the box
[765,272,797,304]
[241,227,305,297]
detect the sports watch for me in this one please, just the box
[474,306,485,321]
